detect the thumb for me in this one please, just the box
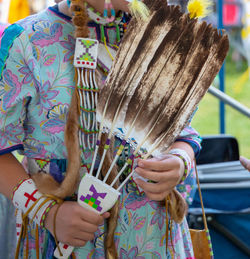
[102,212,110,219]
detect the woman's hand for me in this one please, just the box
[45,201,110,247]
[240,156,250,171]
[134,154,185,201]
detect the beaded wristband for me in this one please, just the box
[40,200,57,228]
[168,148,192,183]
[11,178,30,200]
[12,178,57,226]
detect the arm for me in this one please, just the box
[0,26,108,247]
[0,153,28,199]
[0,153,108,246]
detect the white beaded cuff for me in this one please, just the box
[12,178,55,227]
[168,148,192,182]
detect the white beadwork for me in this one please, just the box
[168,148,192,174]
[74,38,99,69]
[54,174,120,259]
[12,179,54,226]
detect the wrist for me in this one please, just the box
[168,148,192,183]
[44,203,59,234]
[173,155,186,180]
[12,178,61,227]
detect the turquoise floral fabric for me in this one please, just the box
[0,5,201,259]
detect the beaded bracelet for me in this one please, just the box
[11,178,30,200]
[40,200,57,228]
[12,178,58,227]
[168,148,192,183]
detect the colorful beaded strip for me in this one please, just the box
[168,149,191,183]
[40,200,57,228]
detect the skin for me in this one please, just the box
[240,156,250,171]
[57,0,130,17]
[0,0,195,246]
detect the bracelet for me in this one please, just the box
[11,178,30,200]
[168,149,192,183]
[12,178,64,259]
[12,178,57,226]
[40,200,57,228]
[53,202,64,257]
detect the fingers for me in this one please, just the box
[135,178,171,201]
[72,239,86,248]
[134,178,172,194]
[102,212,110,219]
[76,220,99,234]
[137,155,181,172]
[54,201,108,246]
[78,206,105,225]
[135,166,180,183]
[72,229,95,243]
[135,156,182,184]
[135,156,185,201]
[240,156,250,171]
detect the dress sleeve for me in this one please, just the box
[0,24,36,155]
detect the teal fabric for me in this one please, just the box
[0,24,24,79]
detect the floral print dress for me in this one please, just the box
[0,4,201,259]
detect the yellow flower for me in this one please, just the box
[187,0,213,19]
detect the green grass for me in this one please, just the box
[192,50,250,157]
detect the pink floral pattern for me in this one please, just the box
[1,69,22,111]
[38,80,58,115]
[60,34,75,62]
[30,21,63,47]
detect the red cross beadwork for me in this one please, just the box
[24,190,38,208]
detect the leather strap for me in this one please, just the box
[194,159,208,230]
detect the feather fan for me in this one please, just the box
[92,0,229,186]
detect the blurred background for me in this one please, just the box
[0,0,54,23]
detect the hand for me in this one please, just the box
[134,154,185,201]
[45,201,110,247]
[240,156,250,171]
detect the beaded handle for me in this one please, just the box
[54,174,120,259]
